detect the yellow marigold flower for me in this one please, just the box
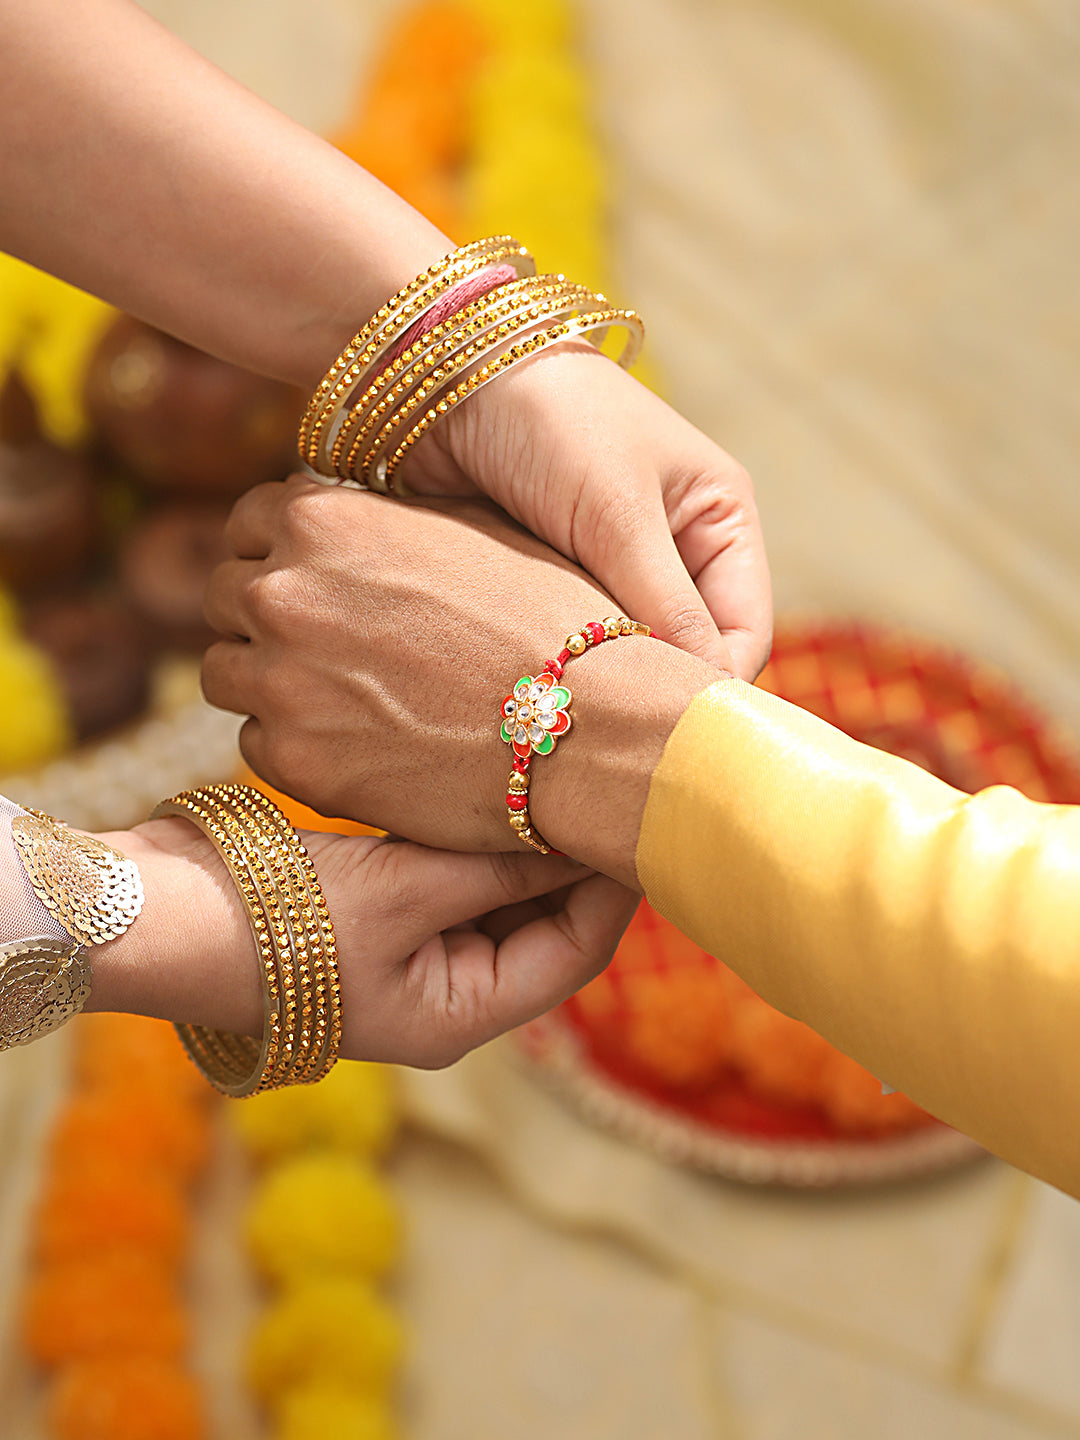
[247,1277,403,1403]
[272,1384,401,1440]
[244,1152,400,1283]
[230,1061,397,1162]
[0,253,113,448]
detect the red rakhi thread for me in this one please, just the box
[499,617,653,854]
[384,262,519,365]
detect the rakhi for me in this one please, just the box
[500,618,652,854]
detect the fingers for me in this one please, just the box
[604,497,737,671]
[224,473,321,559]
[681,509,773,682]
[203,557,261,639]
[201,640,259,718]
[440,873,637,1040]
[367,841,589,954]
[662,453,773,681]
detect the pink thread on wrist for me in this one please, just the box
[384,263,519,364]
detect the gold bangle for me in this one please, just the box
[375,308,644,496]
[299,237,534,472]
[150,784,341,1097]
[328,275,594,479]
[195,791,315,1088]
[152,790,284,1095]
[219,785,341,1084]
[339,279,600,487]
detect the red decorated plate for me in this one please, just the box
[517,620,1080,1186]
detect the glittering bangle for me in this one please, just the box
[299,236,645,498]
[0,812,144,1051]
[500,618,653,854]
[331,274,595,482]
[298,236,535,473]
[370,306,643,497]
[150,783,341,1097]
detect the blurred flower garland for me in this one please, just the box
[9,3,648,1435]
[20,1015,215,1440]
[232,1067,403,1440]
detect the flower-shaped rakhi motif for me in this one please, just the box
[500,673,572,760]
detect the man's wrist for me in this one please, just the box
[526,638,720,888]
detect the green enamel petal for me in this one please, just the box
[549,687,571,709]
[501,720,513,743]
[514,676,533,696]
[534,731,555,756]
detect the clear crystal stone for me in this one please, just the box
[539,712,557,729]
[514,726,528,746]
[502,699,515,717]
[535,694,557,711]
[528,722,545,744]
[528,682,547,701]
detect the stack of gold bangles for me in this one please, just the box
[298,235,644,494]
[151,784,342,1097]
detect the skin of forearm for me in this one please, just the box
[0,0,450,387]
[90,818,263,1035]
[525,639,721,889]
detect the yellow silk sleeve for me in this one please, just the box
[636,679,1080,1195]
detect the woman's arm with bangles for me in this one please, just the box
[0,0,770,676]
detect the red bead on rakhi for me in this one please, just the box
[498,617,653,853]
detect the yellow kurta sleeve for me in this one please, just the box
[636,679,1080,1195]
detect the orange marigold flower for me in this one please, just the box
[33,1163,188,1268]
[618,969,732,1088]
[727,994,832,1109]
[49,1090,210,1186]
[817,1050,931,1134]
[46,1357,206,1440]
[72,1015,210,1105]
[21,1252,186,1366]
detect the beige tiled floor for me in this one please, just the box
[396,1042,1080,1439]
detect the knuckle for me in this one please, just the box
[281,480,338,546]
[238,716,268,775]
[412,1036,468,1071]
[724,457,754,498]
[659,602,716,652]
[247,567,299,636]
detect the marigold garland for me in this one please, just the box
[20,1016,215,1440]
[46,1357,207,1440]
